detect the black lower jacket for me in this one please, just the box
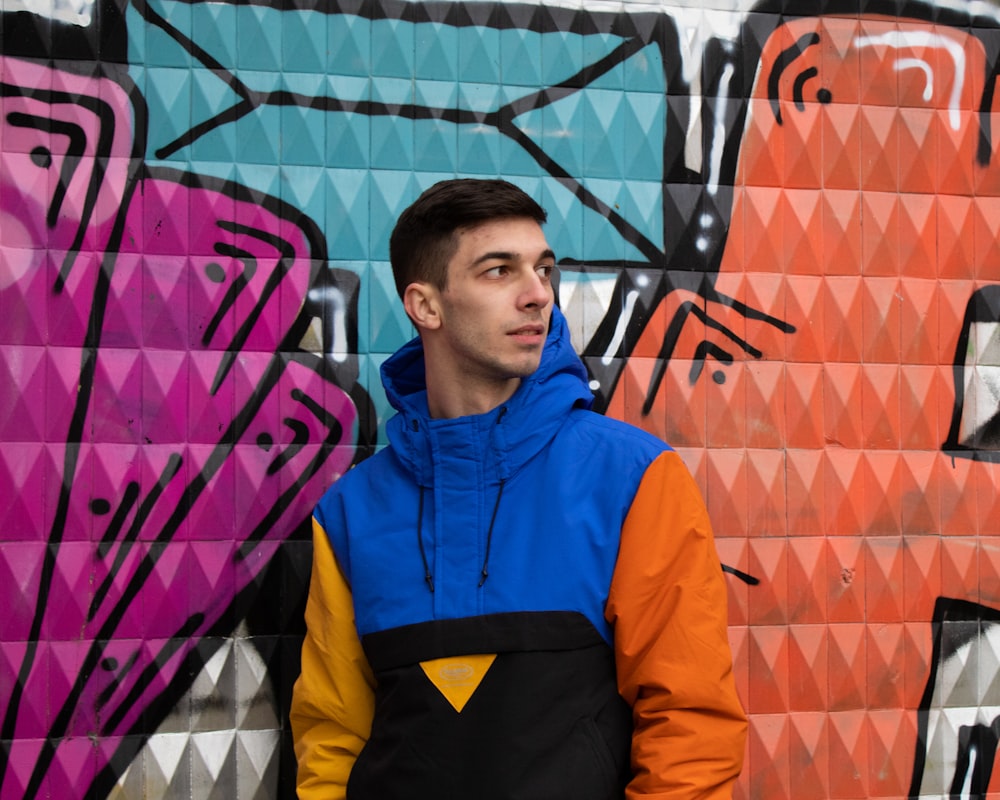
[346,611,633,800]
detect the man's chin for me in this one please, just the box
[512,358,544,378]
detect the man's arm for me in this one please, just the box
[290,519,375,800]
[606,450,747,799]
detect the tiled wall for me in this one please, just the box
[1,0,999,797]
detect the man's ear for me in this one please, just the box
[403,282,443,331]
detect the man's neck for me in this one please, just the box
[425,376,521,419]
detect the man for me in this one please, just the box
[290,178,747,799]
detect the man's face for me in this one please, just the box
[433,216,556,390]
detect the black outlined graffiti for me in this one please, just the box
[3,0,1000,797]
[910,598,1000,798]
[945,286,1000,460]
[0,39,372,798]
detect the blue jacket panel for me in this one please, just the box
[314,308,669,643]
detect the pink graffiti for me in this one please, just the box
[0,56,356,797]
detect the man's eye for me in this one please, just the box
[537,264,554,279]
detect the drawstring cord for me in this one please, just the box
[416,478,506,593]
[414,407,508,593]
[416,486,434,593]
[479,479,505,587]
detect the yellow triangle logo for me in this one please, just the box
[419,654,496,713]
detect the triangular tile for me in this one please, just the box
[747,447,785,533]
[861,364,901,449]
[897,193,937,279]
[785,277,824,367]
[0,541,45,642]
[370,17,413,78]
[821,104,861,191]
[705,448,747,537]
[902,533,941,621]
[235,637,278,731]
[747,625,789,713]
[415,20,457,80]
[328,13,369,76]
[141,349,189,445]
[369,173,421,260]
[320,167,367,261]
[747,713,790,797]
[326,79,370,168]
[623,90,665,179]
[738,98,782,188]
[937,195,975,279]
[939,107,978,196]
[783,103,824,189]
[861,193,899,276]
[414,87,458,173]
[787,712,828,793]
[897,108,937,194]
[783,189,823,275]
[827,626,866,709]
[146,731,191,796]
[539,92,585,176]
[238,5,281,70]
[282,103,325,166]
[236,729,280,797]
[748,538,788,626]
[897,449,939,534]
[744,361,788,450]
[741,186,784,271]
[867,709,915,797]
[282,10,325,74]
[864,539,905,626]
[191,642,236,733]
[820,190,862,275]
[143,541,191,639]
[582,89,625,178]
[826,535,865,622]
[191,729,237,799]
[824,363,863,450]
[787,626,828,709]
[937,455,978,537]
[785,449,824,535]
[826,711,868,796]
[822,276,863,362]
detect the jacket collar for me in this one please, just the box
[381,306,593,485]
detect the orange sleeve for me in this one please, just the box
[606,451,747,799]
[290,519,376,800]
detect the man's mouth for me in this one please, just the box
[508,324,546,342]
[509,324,545,335]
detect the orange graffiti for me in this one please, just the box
[609,16,1000,799]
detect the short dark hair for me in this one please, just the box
[389,179,547,299]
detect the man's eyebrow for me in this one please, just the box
[470,248,556,267]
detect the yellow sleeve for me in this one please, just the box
[606,451,747,799]
[290,519,376,800]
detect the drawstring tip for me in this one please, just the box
[478,570,488,587]
[425,574,435,593]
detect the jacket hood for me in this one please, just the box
[380,306,594,485]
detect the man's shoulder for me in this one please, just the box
[567,406,672,454]
[555,408,672,479]
[316,446,400,506]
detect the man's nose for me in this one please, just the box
[519,268,552,308]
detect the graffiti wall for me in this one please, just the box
[1,0,999,796]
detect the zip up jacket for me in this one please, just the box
[291,307,747,799]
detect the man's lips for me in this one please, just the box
[508,323,546,337]
[507,324,547,343]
